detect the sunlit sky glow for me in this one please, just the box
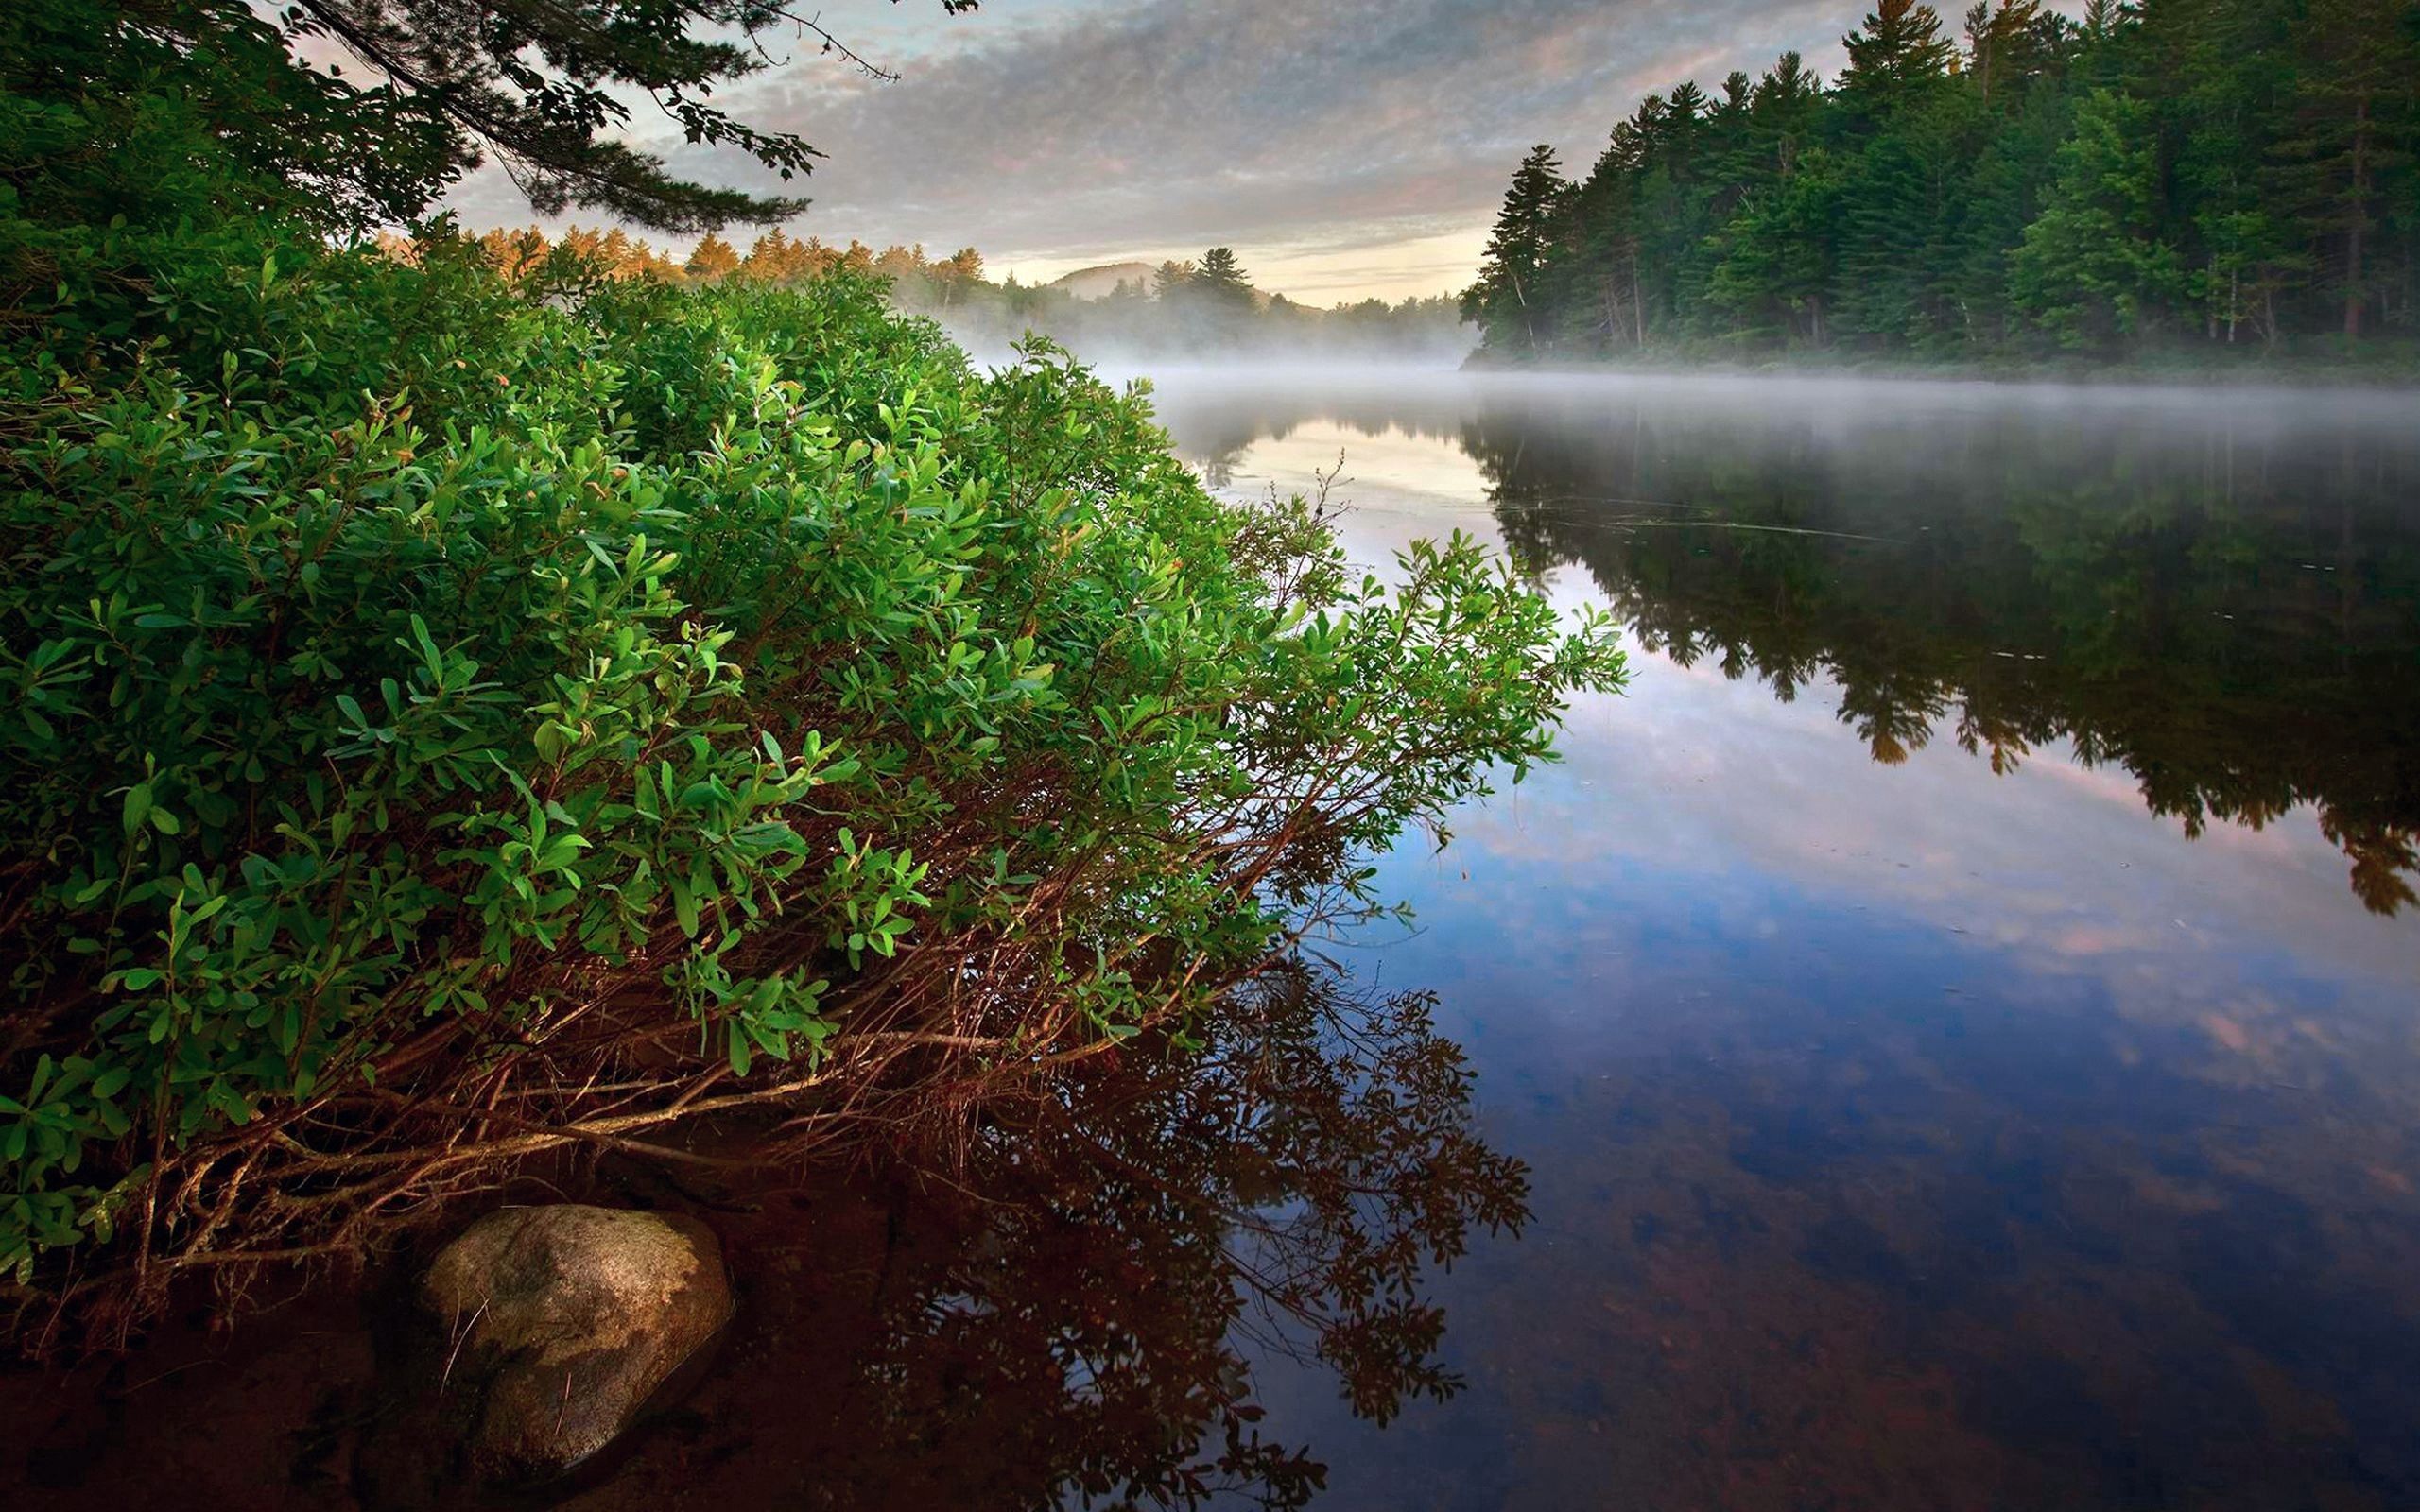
[441,1,2079,304]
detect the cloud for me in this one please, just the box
[444,0,1866,300]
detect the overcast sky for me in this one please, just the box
[444,1,1952,302]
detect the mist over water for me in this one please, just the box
[942,331,1485,378]
[1135,367,2420,1511]
[1139,361,2420,441]
[919,288,1482,375]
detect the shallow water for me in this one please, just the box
[1144,369,2420,1511]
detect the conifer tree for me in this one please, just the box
[2009,88,2183,343]
[1461,0,2420,361]
[686,232,742,280]
[1195,247,1256,311]
[9,0,982,234]
[1462,145,1571,352]
[1756,51,1827,163]
[1153,260,1199,301]
[1838,0,1959,119]
[2265,0,2417,336]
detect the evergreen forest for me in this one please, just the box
[1462,0,2420,363]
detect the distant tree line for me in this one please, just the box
[371,224,993,290]
[956,248,1470,361]
[1462,0,2420,362]
[414,229,1474,359]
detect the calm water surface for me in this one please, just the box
[1143,369,2420,1511]
[17,371,2418,1512]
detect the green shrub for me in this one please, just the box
[0,230,1624,1304]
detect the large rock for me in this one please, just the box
[420,1204,733,1485]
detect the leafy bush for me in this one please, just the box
[0,226,1623,1311]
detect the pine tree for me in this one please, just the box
[1706,153,1846,343]
[1754,51,1827,179]
[1630,89,1716,336]
[1562,126,1649,351]
[1964,0,2059,110]
[2155,0,2304,343]
[1195,247,1256,311]
[475,225,550,281]
[1838,1,1959,120]
[15,0,980,233]
[741,228,819,284]
[2265,0,2417,337]
[1461,0,2418,361]
[1940,82,2073,341]
[1833,108,1967,342]
[2010,88,2184,344]
[1462,145,1571,352]
[931,247,984,306]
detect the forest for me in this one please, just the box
[1463,0,2420,363]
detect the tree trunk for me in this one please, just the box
[1631,248,1646,347]
[2345,90,2370,339]
[1510,265,1535,351]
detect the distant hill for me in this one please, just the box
[1047,261,1159,301]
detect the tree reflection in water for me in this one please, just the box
[1454,397,2420,913]
[1147,374,2420,915]
[565,958,1526,1512]
[4,969,1524,1511]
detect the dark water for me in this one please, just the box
[1140,370,2420,1511]
[12,372,2420,1512]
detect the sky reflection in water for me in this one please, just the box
[15,375,2416,1512]
[1146,371,2420,1511]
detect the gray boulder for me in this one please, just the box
[421,1204,733,1484]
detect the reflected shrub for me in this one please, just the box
[801,961,1528,1511]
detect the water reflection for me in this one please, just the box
[5,963,1524,1510]
[1150,370,2420,913]
[779,965,1524,1510]
[555,963,1521,1511]
[1135,369,2420,1510]
[17,373,2420,1512]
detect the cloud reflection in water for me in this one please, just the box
[1151,370,2420,1511]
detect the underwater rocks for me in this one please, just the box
[417,1204,733,1486]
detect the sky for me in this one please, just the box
[441,1,1970,304]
